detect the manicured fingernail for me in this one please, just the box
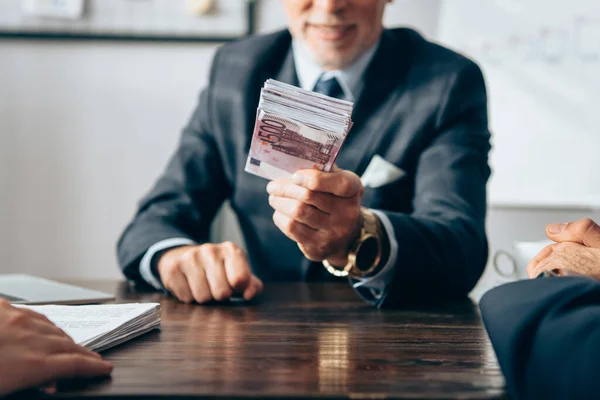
[292,173,305,185]
[547,223,567,234]
[266,182,275,194]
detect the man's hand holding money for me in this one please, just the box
[266,167,364,265]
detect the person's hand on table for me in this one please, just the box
[157,242,263,304]
[266,166,364,266]
[0,300,112,396]
[527,218,600,279]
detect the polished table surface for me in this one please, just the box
[51,281,505,399]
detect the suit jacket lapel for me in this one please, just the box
[336,30,414,176]
[274,47,299,87]
[243,31,296,151]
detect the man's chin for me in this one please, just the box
[311,47,360,70]
[316,53,359,70]
[296,38,360,70]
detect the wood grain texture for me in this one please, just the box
[51,281,506,399]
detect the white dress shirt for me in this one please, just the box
[139,39,399,300]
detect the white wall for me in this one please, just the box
[0,40,218,278]
[1,0,595,298]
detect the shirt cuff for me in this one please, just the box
[139,238,196,290]
[350,209,398,300]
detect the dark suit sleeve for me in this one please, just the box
[377,61,491,306]
[480,277,600,400]
[116,49,232,284]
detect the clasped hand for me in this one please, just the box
[527,218,600,279]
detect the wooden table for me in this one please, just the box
[51,281,506,399]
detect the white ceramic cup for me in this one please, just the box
[493,240,553,280]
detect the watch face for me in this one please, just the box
[355,235,380,272]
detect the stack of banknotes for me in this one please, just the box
[245,79,354,180]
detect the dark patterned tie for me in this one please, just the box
[312,75,344,99]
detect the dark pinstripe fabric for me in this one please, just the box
[117,29,492,307]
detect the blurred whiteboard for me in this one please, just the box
[438,0,600,208]
[0,0,253,41]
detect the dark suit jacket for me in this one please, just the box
[117,28,491,307]
[480,277,600,399]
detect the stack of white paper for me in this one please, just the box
[23,303,160,352]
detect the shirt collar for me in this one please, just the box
[292,39,379,102]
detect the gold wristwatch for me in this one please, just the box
[322,208,382,278]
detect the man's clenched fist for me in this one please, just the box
[158,242,263,304]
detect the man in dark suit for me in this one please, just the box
[480,218,600,399]
[117,0,491,307]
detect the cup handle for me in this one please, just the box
[493,250,518,278]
